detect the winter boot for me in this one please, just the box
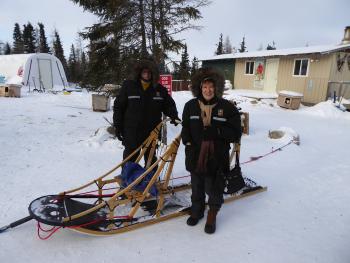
[186,215,204,226]
[204,209,218,234]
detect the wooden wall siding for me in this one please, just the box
[276,55,332,104]
[234,60,255,89]
[233,53,350,103]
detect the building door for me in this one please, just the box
[264,58,279,92]
[37,59,53,91]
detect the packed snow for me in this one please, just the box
[0,88,350,263]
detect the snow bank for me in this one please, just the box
[230,89,278,99]
[299,100,350,119]
[84,126,123,149]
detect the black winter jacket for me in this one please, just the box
[113,79,178,146]
[181,98,242,173]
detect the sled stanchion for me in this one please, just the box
[60,121,166,196]
[0,216,33,233]
[156,146,178,217]
[145,133,158,168]
[128,135,181,220]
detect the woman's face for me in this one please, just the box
[201,81,215,101]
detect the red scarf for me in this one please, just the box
[196,140,215,174]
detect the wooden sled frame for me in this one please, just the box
[0,120,268,236]
[57,119,186,234]
[31,119,267,236]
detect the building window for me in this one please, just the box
[293,59,309,76]
[245,61,255,75]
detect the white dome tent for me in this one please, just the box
[0,53,68,91]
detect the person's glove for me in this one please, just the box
[115,127,124,141]
[202,126,218,141]
[170,116,181,126]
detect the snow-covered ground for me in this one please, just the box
[1,89,350,263]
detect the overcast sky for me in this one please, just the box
[1,0,349,62]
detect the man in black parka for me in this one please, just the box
[181,68,242,234]
[113,59,180,164]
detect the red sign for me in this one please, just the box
[159,74,172,96]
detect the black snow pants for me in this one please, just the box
[190,172,225,218]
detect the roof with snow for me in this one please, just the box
[202,43,350,61]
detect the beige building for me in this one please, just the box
[203,27,350,104]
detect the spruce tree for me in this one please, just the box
[215,33,224,55]
[84,37,124,87]
[238,36,247,53]
[69,0,210,86]
[179,44,190,80]
[68,44,78,82]
[12,23,24,54]
[38,23,50,53]
[79,51,87,83]
[23,22,36,53]
[171,61,180,80]
[53,30,68,73]
[74,33,86,82]
[0,41,4,55]
[4,42,11,54]
[190,56,199,77]
[224,36,233,54]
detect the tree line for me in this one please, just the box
[1,1,209,86]
[214,33,276,55]
[0,1,278,87]
[0,22,87,84]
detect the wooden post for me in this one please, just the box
[241,112,249,135]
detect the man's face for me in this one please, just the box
[141,68,151,81]
[201,81,215,101]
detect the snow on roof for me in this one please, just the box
[278,90,304,98]
[202,43,350,61]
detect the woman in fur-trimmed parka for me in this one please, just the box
[181,68,242,234]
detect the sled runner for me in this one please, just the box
[1,119,266,237]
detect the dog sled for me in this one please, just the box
[0,119,266,237]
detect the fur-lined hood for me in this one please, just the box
[132,59,160,85]
[190,68,225,98]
